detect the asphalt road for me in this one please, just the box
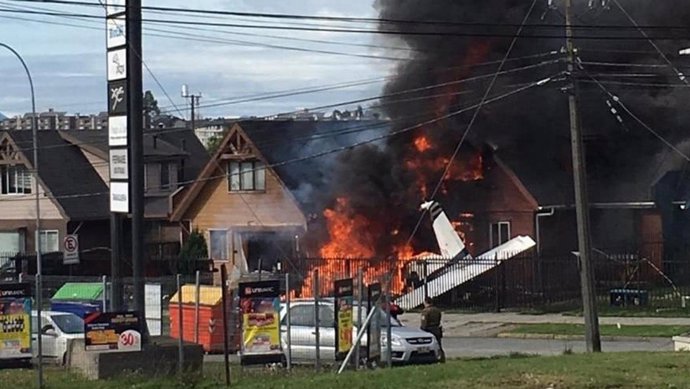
[204,337,674,363]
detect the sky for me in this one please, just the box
[0,0,398,119]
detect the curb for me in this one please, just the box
[496,333,669,341]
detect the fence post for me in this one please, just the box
[423,260,429,299]
[385,278,392,369]
[194,270,200,344]
[494,257,501,313]
[101,275,108,313]
[220,265,231,386]
[285,272,292,371]
[176,274,184,373]
[314,269,320,372]
[355,268,363,370]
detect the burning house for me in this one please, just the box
[172,1,690,301]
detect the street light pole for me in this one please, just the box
[0,42,43,388]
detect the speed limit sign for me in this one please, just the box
[63,234,80,265]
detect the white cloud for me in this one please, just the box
[0,0,392,118]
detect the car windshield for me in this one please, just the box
[353,306,402,327]
[51,314,84,334]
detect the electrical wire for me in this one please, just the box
[578,61,690,163]
[0,77,555,202]
[611,0,689,86]
[159,58,564,114]
[4,55,564,156]
[403,0,540,250]
[11,0,690,32]
[3,8,690,41]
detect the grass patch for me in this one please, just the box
[3,352,690,388]
[505,323,690,337]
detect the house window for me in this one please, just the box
[161,163,170,190]
[490,221,511,247]
[39,230,59,253]
[228,161,265,192]
[0,231,23,265]
[1,165,32,195]
[209,230,228,260]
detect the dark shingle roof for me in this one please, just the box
[7,130,110,220]
[237,120,389,192]
[151,127,210,183]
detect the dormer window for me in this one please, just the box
[1,165,32,195]
[228,160,265,192]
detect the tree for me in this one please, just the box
[206,128,229,153]
[177,229,208,275]
[143,90,160,118]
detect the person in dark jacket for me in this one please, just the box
[420,296,445,362]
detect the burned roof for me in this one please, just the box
[6,130,109,220]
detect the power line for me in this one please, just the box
[2,78,554,202]
[578,61,690,162]
[0,2,408,62]
[3,8,690,41]
[611,0,689,86]
[11,0,690,32]
[404,0,540,250]
[159,58,564,114]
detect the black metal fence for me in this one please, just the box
[281,250,690,311]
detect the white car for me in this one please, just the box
[31,310,84,365]
[280,299,441,365]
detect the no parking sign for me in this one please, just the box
[63,235,80,265]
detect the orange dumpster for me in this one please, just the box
[169,285,240,353]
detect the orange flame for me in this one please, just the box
[414,135,432,153]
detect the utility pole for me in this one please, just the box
[565,0,601,352]
[127,0,146,337]
[181,84,201,132]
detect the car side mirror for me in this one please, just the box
[41,324,57,336]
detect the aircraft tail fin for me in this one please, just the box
[420,201,469,259]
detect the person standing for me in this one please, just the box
[420,296,445,362]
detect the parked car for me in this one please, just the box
[31,310,84,365]
[279,299,440,365]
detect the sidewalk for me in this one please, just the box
[398,312,690,337]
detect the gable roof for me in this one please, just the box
[149,127,210,182]
[170,122,308,222]
[236,120,390,211]
[4,130,110,220]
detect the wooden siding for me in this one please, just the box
[184,165,306,230]
[473,156,538,254]
[0,187,64,220]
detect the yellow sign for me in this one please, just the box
[0,283,31,360]
[0,313,31,359]
[242,311,281,354]
[337,297,353,354]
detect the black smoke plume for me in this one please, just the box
[314,0,690,255]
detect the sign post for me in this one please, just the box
[63,234,80,265]
[0,283,32,362]
[367,283,382,364]
[238,279,282,365]
[105,0,129,314]
[334,278,354,362]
